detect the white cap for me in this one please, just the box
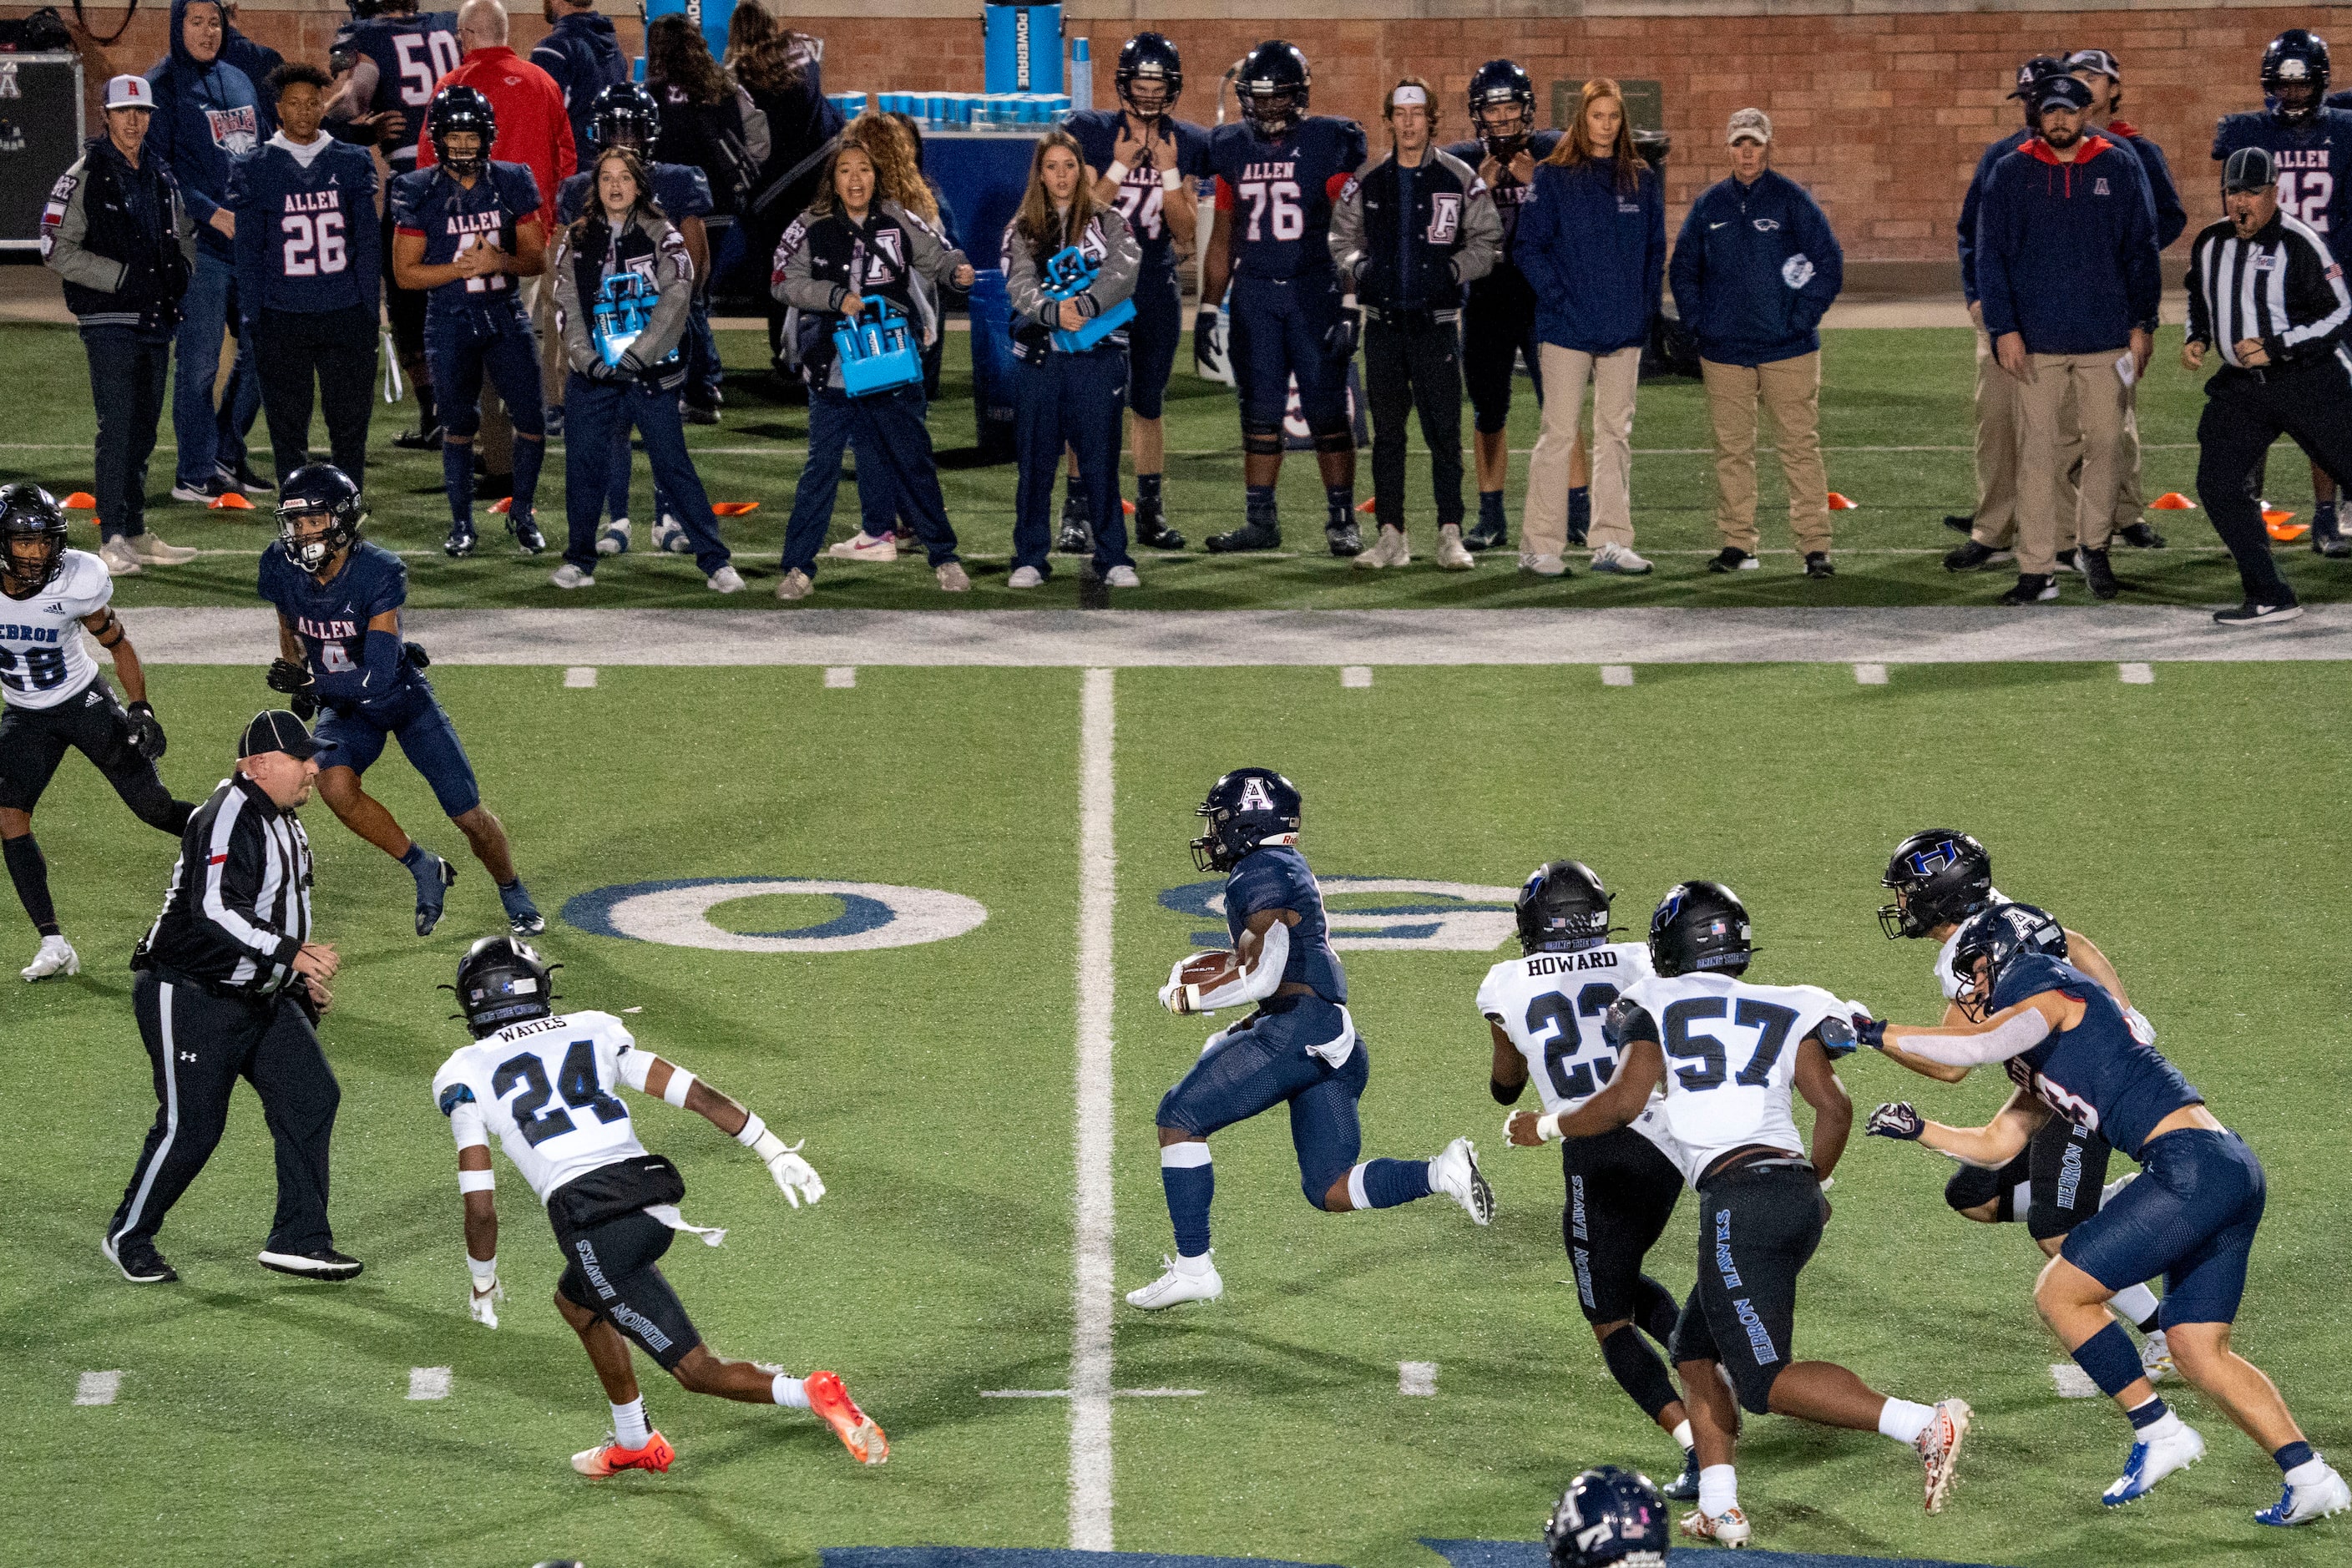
[104,75,155,112]
[1727,107,1772,145]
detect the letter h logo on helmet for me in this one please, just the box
[1907,840,1960,878]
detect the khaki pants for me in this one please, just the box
[1523,342,1638,555]
[1702,352,1829,555]
[1970,326,2021,546]
[2016,351,2131,575]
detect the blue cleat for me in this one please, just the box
[1662,1446,1702,1502]
[2102,1424,2205,1507]
[2258,1464,2350,1526]
[412,852,458,938]
[444,518,477,558]
[499,880,544,938]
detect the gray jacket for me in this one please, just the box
[1329,145,1500,320]
[1002,205,1140,346]
[552,208,697,386]
[43,138,199,333]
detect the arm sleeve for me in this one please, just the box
[1667,195,1705,326]
[2184,236,2214,346]
[1326,169,1366,280]
[621,225,697,371]
[1454,176,1502,286]
[202,799,303,965]
[41,159,131,293]
[1893,1006,2053,1067]
[448,1100,488,1150]
[1189,921,1289,1011]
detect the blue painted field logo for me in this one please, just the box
[563,878,988,953]
[1159,878,1519,951]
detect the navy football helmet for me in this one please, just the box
[1878,827,1994,940]
[0,481,70,596]
[1190,766,1302,873]
[590,83,662,152]
[2265,29,2331,117]
[450,935,559,1038]
[1945,902,2066,1020]
[1237,41,1310,139]
[1544,1464,1668,1567]
[1116,33,1183,117]
[276,463,367,575]
[427,83,497,177]
[1648,880,1752,978]
[1468,59,1537,155]
[2006,54,2069,123]
[1518,860,1614,953]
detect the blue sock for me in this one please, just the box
[2318,499,2339,534]
[2127,1396,2171,1431]
[2276,1439,2317,1474]
[1324,483,1353,524]
[399,841,430,875]
[1479,490,1505,528]
[1246,484,1277,524]
[1065,473,1089,505]
[512,436,547,515]
[1358,1157,1433,1209]
[1567,485,1591,533]
[442,443,474,526]
[2074,1322,2147,1400]
[1160,1144,1213,1257]
[498,878,538,918]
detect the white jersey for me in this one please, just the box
[0,549,109,711]
[1616,971,1847,1181]
[432,1009,655,1202]
[1477,941,1682,1165]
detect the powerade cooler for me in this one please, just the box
[982,3,1063,94]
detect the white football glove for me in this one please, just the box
[761,1137,827,1208]
[1158,957,1192,1015]
[468,1276,503,1329]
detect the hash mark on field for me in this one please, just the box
[1601,665,1634,687]
[1854,662,1889,685]
[74,1370,122,1406]
[1399,1361,1439,1397]
[563,666,596,688]
[982,1388,1206,1399]
[2051,1363,2102,1399]
[1341,665,1373,688]
[407,1367,453,1401]
[2118,662,2154,685]
[825,666,857,688]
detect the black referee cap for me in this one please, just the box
[2225,145,2279,194]
[239,709,321,761]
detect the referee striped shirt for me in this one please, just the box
[2187,208,2352,371]
[135,773,314,996]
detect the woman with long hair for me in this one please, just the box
[1513,78,1665,578]
[549,146,741,593]
[726,3,843,383]
[1003,130,1144,589]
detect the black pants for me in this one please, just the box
[0,675,184,825]
[1945,1112,2112,1240]
[1563,1126,1685,1323]
[1365,312,1466,532]
[550,1156,704,1370]
[1669,1160,1825,1415]
[2195,356,2352,602]
[107,969,341,1255]
[79,324,171,544]
[255,305,377,489]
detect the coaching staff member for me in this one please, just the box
[2184,145,2352,628]
[102,710,359,1286]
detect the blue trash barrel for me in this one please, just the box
[964,267,1019,463]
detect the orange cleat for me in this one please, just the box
[572,1429,675,1478]
[805,1369,888,1464]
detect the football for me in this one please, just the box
[1178,950,1242,993]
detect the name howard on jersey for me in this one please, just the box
[1524,948,1630,979]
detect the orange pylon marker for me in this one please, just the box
[710,501,761,516]
[2150,492,2196,509]
[63,492,97,510]
[209,491,254,509]
[1827,492,1859,510]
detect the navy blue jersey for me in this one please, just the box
[2212,108,2352,240]
[1063,109,1211,271]
[258,540,424,712]
[391,159,543,315]
[1224,844,1345,1004]
[1991,953,2202,1162]
[1208,115,1368,280]
[336,13,461,171]
[555,161,714,227]
[1443,127,1561,281]
[230,138,382,316]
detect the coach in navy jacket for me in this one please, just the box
[532,0,629,167]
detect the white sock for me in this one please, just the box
[1878,1398,1935,1445]
[1672,1419,1694,1453]
[2131,1401,2187,1442]
[1175,1249,1215,1277]
[2284,1456,2329,1488]
[610,1396,649,1448]
[1697,1464,1738,1517]
[771,1373,810,1409]
[2108,1282,2161,1328]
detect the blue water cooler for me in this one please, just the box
[640,0,736,69]
[964,268,1019,461]
[982,3,1063,94]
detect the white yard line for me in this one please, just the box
[407,1367,453,1401]
[73,1370,122,1406]
[1399,1362,1439,1397]
[1070,667,1117,1552]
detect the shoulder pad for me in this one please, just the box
[1813,1014,1858,1059]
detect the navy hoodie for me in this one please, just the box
[1669,168,1844,367]
[1515,155,1665,355]
[531,10,628,169]
[145,0,260,260]
[222,22,284,135]
[1977,133,2160,356]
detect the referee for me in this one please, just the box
[2185,144,2352,627]
[102,711,361,1285]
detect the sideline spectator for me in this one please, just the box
[648,14,771,420]
[730,4,842,380]
[1513,77,1663,578]
[1670,108,1843,579]
[220,0,284,134]
[40,75,204,574]
[531,0,627,169]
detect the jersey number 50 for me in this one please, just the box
[394,30,464,110]
[281,210,348,277]
[1237,179,1305,243]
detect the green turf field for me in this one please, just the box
[0,318,2337,610]
[6,660,2348,1568]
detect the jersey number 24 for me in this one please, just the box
[493,1039,629,1147]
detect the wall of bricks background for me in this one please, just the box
[13,4,2350,266]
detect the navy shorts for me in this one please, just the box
[554,1207,702,1371]
[1127,266,1182,421]
[1228,271,1349,432]
[2061,1127,2265,1327]
[1155,993,1368,1206]
[1461,281,1542,436]
[314,681,483,818]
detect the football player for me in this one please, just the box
[2213,29,2352,555]
[0,483,192,981]
[433,935,887,1475]
[1057,32,1199,554]
[1543,1465,1669,1568]
[1487,862,1700,1501]
[1196,42,1369,558]
[1859,906,2349,1524]
[1874,828,2171,1378]
[258,463,543,938]
[1531,882,1970,1546]
[1129,767,1492,1309]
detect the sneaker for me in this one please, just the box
[97,538,143,576]
[1008,564,1046,589]
[2117,521,2167,549]
[392,425,443,452]
[1944,539,2014,572]
[1354,526,1409,570]
[935,562,972,593]
[1056,494,1092,554]
[680,401,721,427]
[228,462,273,494]
[596,518,631,556]
[829,532,898,562]
[256,1247,364,1281]
[1708,547,1758,573]
[1435,525,1474,570]
[1917,1399,1971,1515]
[101,1232,176,1284]
[776,568,813,601]
[2057,548,2081,574]
[2079,546,2120,600]
[1520,552,1570,577]
[1679,1506,1751,1546]
[1428,1136,1495,1226]
[20,933,78,982]
[1998,574,2059,605]
[1206,517,1282,553]
[804,1369,888,1465]
[2213,599,2304,627]
[573,1429,675,1478]
[1589,541,1653,576]
[1326,518,1364,558]
[2103,1422,2205,1507]
[1125,1252,1224,1310]
[2258,1463,2352,1526]
[2315,529,2352,559]
[1662,1449,1702,1503]
[706,565,746,594]
[650,514,690,554]
[1943,513,1976,535]
[414,852,458,937]
[2140,1329,2174,1384]
[169,474,238,504]
[510,513,546,554]
[549,563,595,590]
[134,532,200,565]
[1463,514,1508,551]
[444,520,478,559]
[1804,551,1836,580]
[1105,564,1141,589]
[1135,498,1185,550]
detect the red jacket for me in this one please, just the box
[416,46,576,229]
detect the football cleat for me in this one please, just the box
[21,932,79,982]
[2258,1464,2352,1525]
[596,518,631,556]
[1662,1447,1702,1502]
[1918,1398,1971,1514]
[1134,498,1185,551]
[1206,517,1281,553]
[1325,519,1364,558]
[414,852,458,938]
[2102,1421,2206,1507]
[1056,493,1092,554]
[443,519,478,559]
[510,513,546,554]
[1125,1253,1224,1310]
[2140,1329,2173,1383]
[573,1429,675,1478]
[1429,1136,1495,1226]
[804,1370,888,1464]
[651,514,690,554]
[500,880,544,937]
[1463,517,1507,551]
[1679,1506,1751,1545]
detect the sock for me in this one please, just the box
[1697,1464,1737,1517]
[2127,1397,2183,1441]
[3,834,59,936]
[1479,489,1505,529]
[1138,472,1163,503]
[1567,485,1591,532]
[498,878,537,918]
[399,842,443,893]
[2074,1321,2149,1400]
[416,382,439,433]
[2275,1439,2318,1475]
[1065,473,1089,506]
[610,1396,649,1448]
[1358,1156,1433,1209]
[1325,483,1354,524]
[512,436,547,514]
[1598,1323,1680,1421]
[1635,1273,1681,1345]
[2108,1282,2161,1332]
[1878,1397,1935,1445]
[2317,499,2337,529]
[1159,1142,1213,1258]
[1672,1419,1694,1453]
[1174,1249,1215,1277]
[772,1373,811,1409]
[1245,483,1277,524]
[442,442,475,526]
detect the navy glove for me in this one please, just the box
[1192,309,1220,375]
[1851,1012,1888,1051]
[266,657,313,697]
[1323,306,1361,361]
[124,700,166,761]
[402,640,431,670]
[1867,1102,1925,1141]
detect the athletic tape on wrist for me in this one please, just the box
[458,1168,494,1193]
[1161,167,1182,190]
[467,1252,498,1287]
[663,1068,697,1108]
[1535,1110,1563,1143]
[735,1110,769,1148]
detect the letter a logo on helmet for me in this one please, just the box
[1237,776,1274,813]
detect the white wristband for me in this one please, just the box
[735,1110,769,1149]
[1535,1110,1563,1143]
[1161,166,1183,191]
[663,1068,697,1109]
[750,1128,789,1165]
[467,1252,498,1287]
[458,1168,494,1194]
[1106,160,1131,185]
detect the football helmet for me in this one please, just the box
[450,935,559,1038]
[589,82,662,152]
[2264,28,2331,117]
[1945,902,2066,1020]
[1468,59,1537,156]
[1647,880,1752,978]
[427,83,497,178]
[1190,766,1302,873]
[1116,33,1182,118]
[276,463,367,575]
[0,481,70,596]
[1517,860,1614,953]
[1877,828,1993,939]
[1545,1464,1669,1567]
[2006,54,2069,123]
[1237,40,1310,139]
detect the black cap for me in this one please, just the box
[2225,144,2279,193]
[2008,54,2067,98]
[239,709,321,760]
[2031,74,2095,111]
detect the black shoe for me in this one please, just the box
[1707,546,1757,574]
[1134,498,1185,551]
[2056,547,2078,573]
[2214,599,2305,627]
[1944,539,2013,573]
[1804,550,1835,579]
[474,464,513,502]
[511,513,546,555]
[257,1247,364,1281]
[2117,521,2167,549]
[443,520,477,559]
[2315,529,2352,559]
[102,1233,176,1284]
[1662,1448,1702,1503]
[1206,516,1282,553]
[680,401,721,427]
[169,473,239,504]
[1942,513,1975,535]
[1463,515,1507,551]
[2078,545,2119,599]
[227,461,274,494]
[1055,493,1092,554]
[1325,518,1363,558]
[1998,573,2058,606]
[394,425,444,452]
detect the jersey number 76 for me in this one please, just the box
[1236,179,1305,242]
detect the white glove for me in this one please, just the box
[468,1276,503,1328]
[754,1130,826,1207]
[1158,957,1191,1015]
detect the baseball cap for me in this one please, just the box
[2031,74,2095,111]
[104,75,155,112]
[2066,48,2122,82]
[239,710,321,761]
[1727,108,1772,145]
[2008,55,2068,99]
[2225,144,2279,193]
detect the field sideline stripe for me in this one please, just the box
[1070,668,1116,1551]
[118,606,2352,666]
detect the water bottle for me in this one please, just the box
[1070,38,1092,112]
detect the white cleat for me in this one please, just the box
[595,517,630,555]
[2140,1328,2173,1384]
[21,933,78,982]
[1125,1252,1222,1310]
[2258,1463,2352,1526]
[1435,524,1475,570]
[1918,1398,1971,1514]
[1679,1506,1751,1546]
[2103,1422,2206,1507]
[1429,1136,1495,1226]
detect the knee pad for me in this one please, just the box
[1598,1323,1681,1422]
[1945,1162,2009,1219]
[1732,1358,1783,1417]
[1242,422,1283,458]
[1312,424,1353,457]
